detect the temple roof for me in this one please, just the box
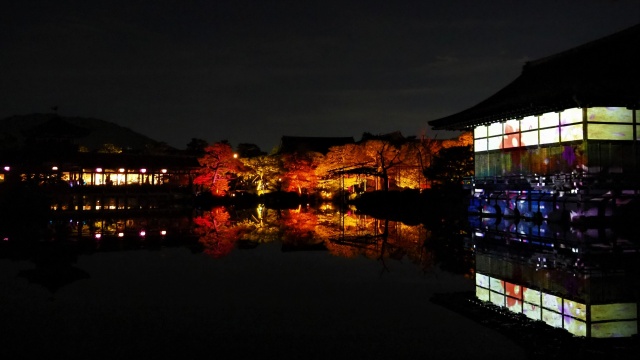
[428,24,640,130]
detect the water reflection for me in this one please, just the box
[192,204,446,276]
[469,215,640,338]
[3,203,468,295]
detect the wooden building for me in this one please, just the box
[428,24,640,221]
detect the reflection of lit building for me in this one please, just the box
[428,25,640,222]
[470,218,639,338]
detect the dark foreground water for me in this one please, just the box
[0,236,525,359]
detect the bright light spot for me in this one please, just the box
[118,232,124,237]
[233,153,238,159]
[161,230,167,236]
[96,168,103,172]
[52,166,58,171]
[3,166,9,171]
[94,233,102,239]
[161,169,167,173]
[119,168,125,173]
[140,168,147,173]
[139,230,146,237]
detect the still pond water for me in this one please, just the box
[1,204,637,358]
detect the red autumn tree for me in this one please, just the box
[280,151,323,194]
[193,141,244,196]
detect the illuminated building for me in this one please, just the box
[428,24,640,222]
[0,114,201,213]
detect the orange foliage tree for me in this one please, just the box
[193,141,244,195]
[280,151,324,194]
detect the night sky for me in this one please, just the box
[1,1,639,152]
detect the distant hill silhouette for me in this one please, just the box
[0,113,174,152]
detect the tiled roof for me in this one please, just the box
[428,24,640,130]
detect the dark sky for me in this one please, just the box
[1,0,639,152]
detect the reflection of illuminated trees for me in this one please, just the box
[194,207,240,258]
[191,203,452,275]
[231,205,281,243]
[280,206,319,246]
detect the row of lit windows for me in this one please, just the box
[65,172,167,186]
[474,107,638,151]
[1,166,171,185]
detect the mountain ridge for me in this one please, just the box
[0,113,174,152]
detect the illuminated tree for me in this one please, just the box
[280,151,324,194]
[238,154,283,194]
[193,141,245,196]
[316,143,368,195]
[360,138,406,191]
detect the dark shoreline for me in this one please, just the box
[431,291,639,359]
